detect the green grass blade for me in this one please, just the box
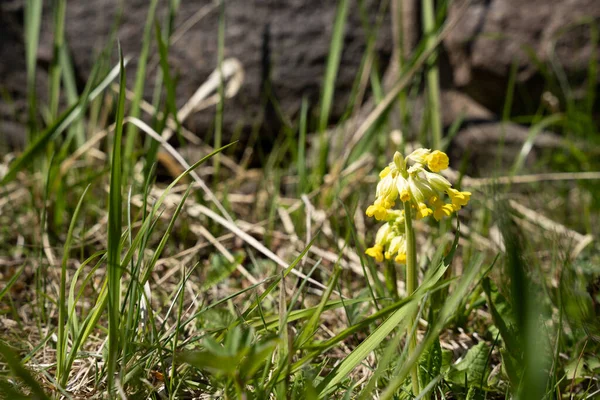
[317,298,419,395]
[297,96,308,194]
[379,257,485,400]
[316,0,349,180]
[510,113,564,176]
[48,0,67,119]
[422,0,442,149]
[56,184,90,387]
[155,21,183,142]
[24,0,43,140]
[123,0,159,180]
[0,266,24,303]
[295,264,341,348]
[106,44,127,393]
[214,0,226,178]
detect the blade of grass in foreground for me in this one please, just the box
[0,341,50,400]
[106,44,127,393]
[315,260,450,396]
[378,257,484,400]
[63,144,234,391]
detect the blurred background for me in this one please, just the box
[1,0,598,172]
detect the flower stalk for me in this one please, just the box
[403,201,420,395]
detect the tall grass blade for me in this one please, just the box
[48,0,67,119]
[316,0,349,181]
[123,0,159,181]
[24,0,43,140]
[56,185,90,387]
[106,44,127,393]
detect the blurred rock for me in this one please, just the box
[41,0,393,145]
[444,0,600,114]
[448,121,564,176]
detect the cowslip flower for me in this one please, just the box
[365,219,408,264]
[365,148,471,262]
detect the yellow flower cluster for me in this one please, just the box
[365,149,471,263]
[365,218,408,263]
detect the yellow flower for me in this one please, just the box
[366,244,384,262]
[385,235,406,261]
[366,204,388,220]
[406,148,431,165]
[374,168,398,208]
[423,169,451,193]
[366,147,470,226]
[446,188,471,207]
[430,195,455,221]
[397,176,411,202]
[415,202,433,220]
[408,175,434,203]
[379,166,391,179]
[433,204,454,221]
[394,252,407,264]
[426,150,449,172]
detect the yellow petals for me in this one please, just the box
[366,204,388,221]
[366,245,384,262]
[365,147,471,263]
[379,166,391,179]
[447,188,471,207]
[400,189,410,202]
[433,203,454,221]
[394,253,407,264]
[406,148,431,165]
[426,150,449,172]
[415,202,433,220]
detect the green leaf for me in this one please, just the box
[182,351,242,376]
[446,342,490,388]
[419,337,442,388]
[239,336,279,380]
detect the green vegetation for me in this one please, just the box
[1,1,599,399]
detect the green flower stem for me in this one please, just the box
[403,201,420,396]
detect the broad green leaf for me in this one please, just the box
[447,342,490,388]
